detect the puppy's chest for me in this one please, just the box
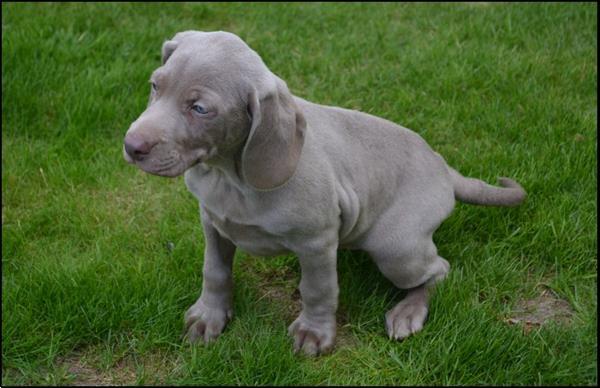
[204,204,289,255]
[186,170,289,255]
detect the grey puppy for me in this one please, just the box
[123,30,526,356]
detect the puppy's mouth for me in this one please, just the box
[123,146,208,177]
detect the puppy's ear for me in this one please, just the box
[161,40,178,64]
[241,78,306,190]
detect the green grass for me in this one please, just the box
[2,2,597,385]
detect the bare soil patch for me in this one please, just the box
[504,286,575,334]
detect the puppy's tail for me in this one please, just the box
[449,167,526,207]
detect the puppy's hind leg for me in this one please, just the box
[367,237,450,340]
[385,259,449,340]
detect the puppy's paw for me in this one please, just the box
[288,314,336,356]
[385,299,428,340]
[183,300,232,344]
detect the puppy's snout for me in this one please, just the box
[124,132,157,161]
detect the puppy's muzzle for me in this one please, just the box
[124,132,157,161]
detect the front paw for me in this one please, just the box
[184,300,232,344]
[288,314,336,356]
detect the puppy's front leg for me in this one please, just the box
[184,207,236,344]
[288,245,338,356]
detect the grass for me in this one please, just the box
[2,2,597,385]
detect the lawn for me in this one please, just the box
[2,2,597,385]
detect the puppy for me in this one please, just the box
[123,31,526,356]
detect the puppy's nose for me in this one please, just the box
[124,133,156,161]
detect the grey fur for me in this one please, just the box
[123,30,526,356]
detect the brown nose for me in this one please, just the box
[124,133,156,161]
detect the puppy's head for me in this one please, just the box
[123,31,305,190]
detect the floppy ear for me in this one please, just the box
[161,40,178,64]
[241,78,306,190]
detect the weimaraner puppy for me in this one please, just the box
[123,30,526,356]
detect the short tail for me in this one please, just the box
[449,167,526,207]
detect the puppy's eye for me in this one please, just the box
[151,82,158,92]
[192,104,208,115]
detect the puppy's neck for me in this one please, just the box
[201,149,247,190]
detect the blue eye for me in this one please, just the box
[192,104,208,114]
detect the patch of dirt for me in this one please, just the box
[60,355,123,386]
[334,323,360,351]
[56,349,172,386]
[503,286,575,334]
[244,256,301,320]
